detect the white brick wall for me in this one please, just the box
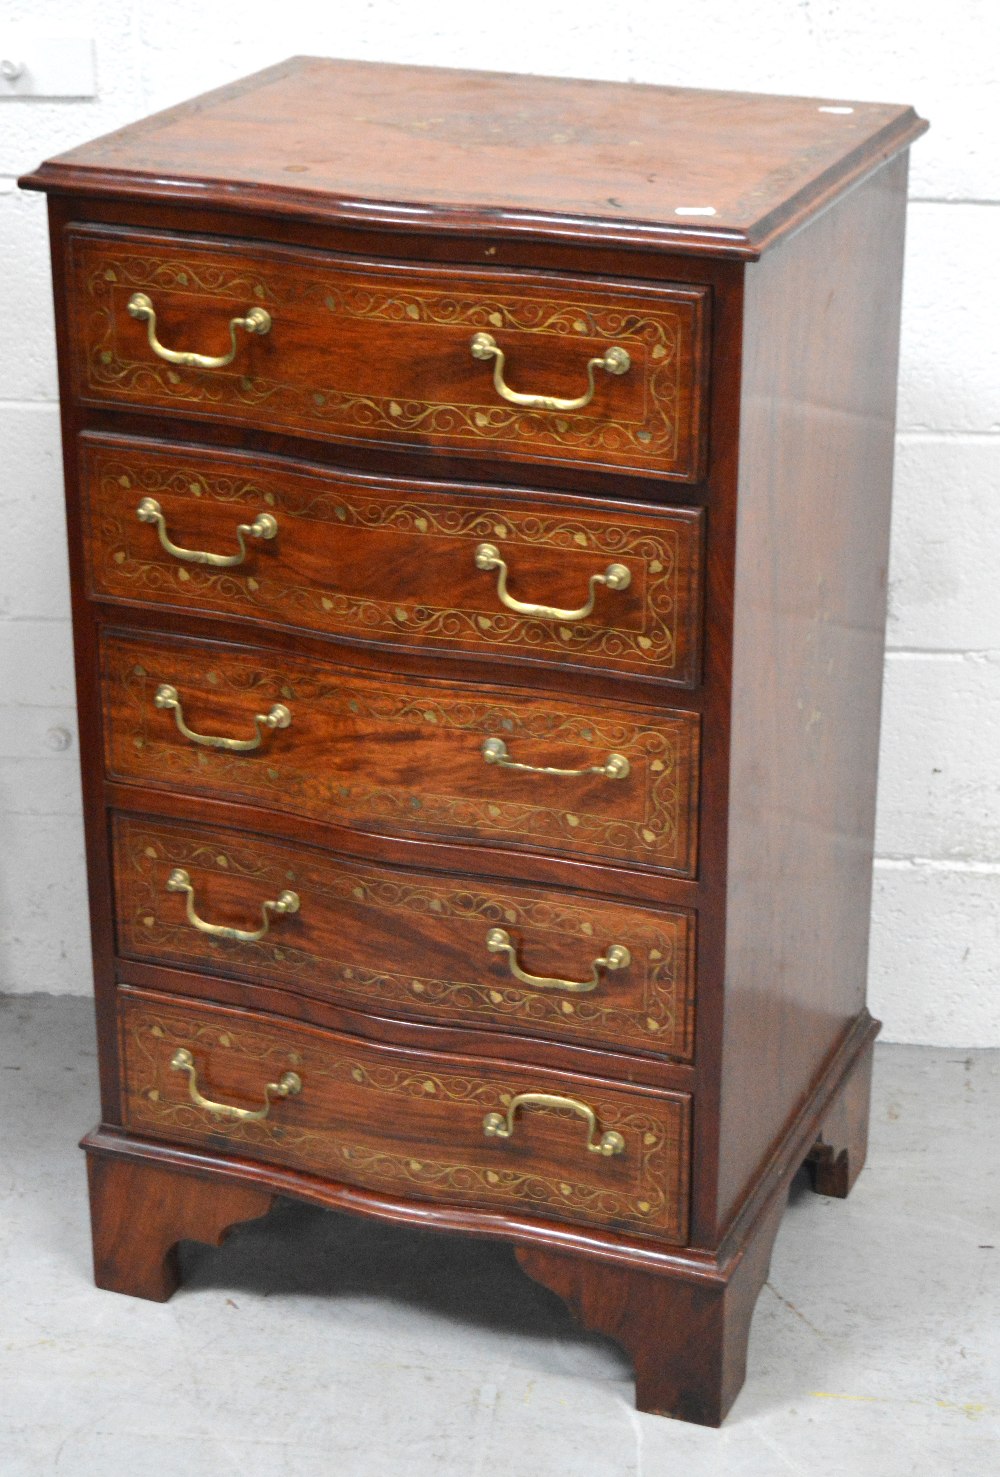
[2,2,997,1043]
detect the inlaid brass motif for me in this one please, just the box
[72,233,705,477]
[86,445,702,682]
[122,1000,690,1239]
[107,640,698,873]
[117,820,695,1057]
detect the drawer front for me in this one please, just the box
[68,228,709,482]
[119,988,691,1242]
[82,435,704,687]
[113,814,696,1059]
[102,631,700,876]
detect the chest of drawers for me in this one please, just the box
[21,58,925,1425]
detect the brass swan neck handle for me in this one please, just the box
[470,331,631,413]
[170,1047,301,1123]
[136,496,277,567]
[154,684,291,753]
[127,291,271,370]
[165,867,300,943]
[474,542,630,623]
[485,927,631,994]
[482,735,629,781]
[483,1092,625,1157]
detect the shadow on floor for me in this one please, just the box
[178,1194,632,1371]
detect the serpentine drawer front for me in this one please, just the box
[112,813,696,1060]
[118,987,692,1243]
[80,432,705,685]
[101,629,700,876]
[24,56,924,1425]
[67,226,709,482]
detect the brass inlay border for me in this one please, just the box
[117,820,695,1057]
[122,1000,689,1239]
[74,238,698,471]
[87,450,698,680]
[108,641,697,873]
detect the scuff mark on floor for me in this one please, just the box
[765,1281,829,1342]
[811,1391,994,1419]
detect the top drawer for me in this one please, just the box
[66,227,709,483]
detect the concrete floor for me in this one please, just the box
[1,996,997,1476]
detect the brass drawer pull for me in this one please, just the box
[154,683,291,753]
[485,927,630,994]
[165,867,300,942]
[474,541,630,622]
[127,291,271,369]
[136,495,277,567]
[170,1046,301,1123]
[482,735,629,781]
[469,331,631,412]
[483,1092,625,1157]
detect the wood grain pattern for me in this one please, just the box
[67,226,708,481]
[83,1019,874,1420]
[101,628,700,876]
[80,431,704,685]
[517,1189,786,1425]
[112,811,696,1059]
[118,986,691,1243]
[22,56,923,1424]
[83,1016,875,1276]
[713,155,907,1235]
[25,58,926,259]
[87,1152,275,1301]
[805,1035,873,1199]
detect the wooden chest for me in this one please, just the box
[21,58,925,1424]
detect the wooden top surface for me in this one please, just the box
[21,56,926,259]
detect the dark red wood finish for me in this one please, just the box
[117,985,692,1243]
[21,58,923,1425]
[87,1152,275,1301]
[83,1021,876,1420]
[24,57,926,258]
[111,811,697,1062]
[66,225,709,482]
[715,154,910,1234]
[80,431,705,686]
[99,626,702,876]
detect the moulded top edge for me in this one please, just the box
[18,56,928,262]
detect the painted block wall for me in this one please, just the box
[1,1,997,1044]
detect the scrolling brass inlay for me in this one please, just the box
[75,237,700,472]
[122,1001,689,1239]
[86,449,696,680]
[119,821,695,1057]
[109,642,697,872]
